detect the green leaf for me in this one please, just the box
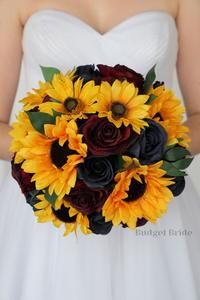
[26,190,41,211]
[52,109,63,118]
[146,94,157,105]
[40,66,61,82]
[143,64,156,93]
[48,98,61,104]
[26,111,56,134]
[44,189,57,207]
[29,190,39,198]
[164,146,191,162]
[161,161,187,176]
[164,144,177,152]
[173,157,194,170]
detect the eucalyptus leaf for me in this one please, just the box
[40,66,61,82]
[26,111,56,134]
[173,157,194,170]
[161,161,187,176]
[164,147,191,162]
[143,64,156,93]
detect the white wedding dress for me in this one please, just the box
[0,9,200,300]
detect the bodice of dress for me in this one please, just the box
[9,9,178,123]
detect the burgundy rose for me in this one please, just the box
[11,157,35,195]
[82,115,137,156]
[64,181,109,215]
[97,64,144,93]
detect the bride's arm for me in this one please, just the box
[176,0,200,155]
[0,1,23,161]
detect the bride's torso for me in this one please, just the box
[9,0,179,123]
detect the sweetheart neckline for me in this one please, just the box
[23,8,177,37]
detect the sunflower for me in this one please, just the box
[160,120,191,148]
[34,194,63,226]
[147,85,190,147]
[16,117,87,199]
[94,79,149,134]
[20,81,53,111]
[63,201,92,236]
[148,84,185,122]
[20,68,76,111]
[9,111,35,163]
[34,194,91,236]
[39,74,99,119]
[102,157,174,228]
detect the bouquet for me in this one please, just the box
[10,64,193,236]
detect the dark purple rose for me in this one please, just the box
[127,119,167,164]
[78,156,115,189]
[167,176,186,197]
[88,211,113,235]
[64,181,109,215]
[82,115,137,156]
[73,64,101,84]
[97,64,144,93]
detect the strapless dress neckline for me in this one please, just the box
[23,9,177,37]
[19,7,178,102]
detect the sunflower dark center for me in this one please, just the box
[64,97,78,112]
[124,175,146,202]
[50,140,75,168]
[154,112,163,121]
[111,102,126,118]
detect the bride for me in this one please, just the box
[0,0,200,299]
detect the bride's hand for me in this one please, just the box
[176,0,200,155]
[0,0,23,161]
